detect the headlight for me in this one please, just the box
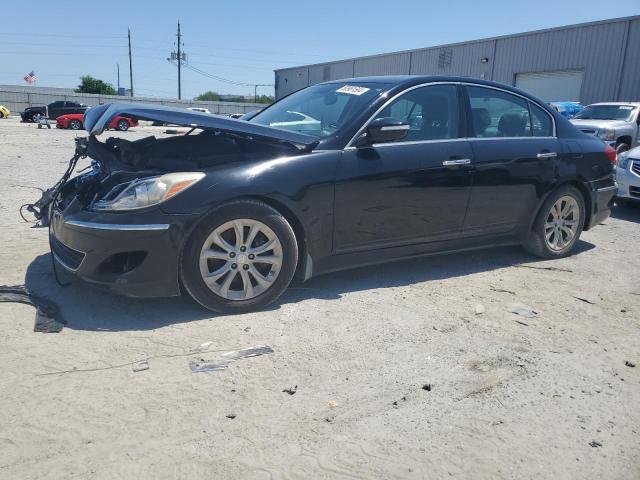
[93,172,205,211]
[597,128,616,141]
[617,151,629,169]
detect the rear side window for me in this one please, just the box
[375,84,461,141]
[467,86,531,138]
[529,102,553,136]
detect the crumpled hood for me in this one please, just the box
[570,119,630,130]
[83,103,319,151]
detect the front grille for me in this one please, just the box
[630,186,640,198]
[51,235,85,270]
[632,161,640,176]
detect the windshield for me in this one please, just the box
[249,82,390,138]
[574,105,637,121]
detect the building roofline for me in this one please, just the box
[274,14,640,72]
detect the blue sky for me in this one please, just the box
[1,1,638,99]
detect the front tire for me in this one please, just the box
[69,119,82,130]
[180,200,298,313]
[116,119,130,131]
[524,185,585,259]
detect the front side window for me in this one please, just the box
[373,84,460,142]
[250,82,390,138]
[468,86,531,138]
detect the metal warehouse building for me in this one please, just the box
[275,15,640,103]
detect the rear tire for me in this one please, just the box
[69,119,82,130]
[116,119,130,131]
[180,200,298,313]
[523,185,585,259]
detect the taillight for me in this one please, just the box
[604,144,617,166]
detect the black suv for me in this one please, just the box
[21,101,88,122]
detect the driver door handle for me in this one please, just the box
[442,158,471,167]
[537,152,558,159]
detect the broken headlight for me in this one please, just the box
[93,172,205,211]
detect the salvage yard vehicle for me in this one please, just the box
[549,101,583,118]
[0,105,10,118]
[56,113,137,131]
[570,102,640,155]
[43,76,616,313]
[615,146,640,206]
[21,100,87,123]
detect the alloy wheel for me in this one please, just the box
[199,219,283,300]
[544,195,580,251]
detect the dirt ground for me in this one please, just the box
[0,117,639,480]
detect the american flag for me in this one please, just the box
[24,71,37,85]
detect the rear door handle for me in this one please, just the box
[442,158,471,167]
[537,152,558,159]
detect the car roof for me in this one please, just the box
[322,75,546,101]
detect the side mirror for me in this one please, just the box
[355,117,410,146]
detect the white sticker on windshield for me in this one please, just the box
[619,106,634,110]
[336,85,370,96]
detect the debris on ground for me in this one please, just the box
[475,304,486,315]
[589,441,603,448]
[327,400,337,409]
[509,303,538,319]
[392,396,408,407]
[625,361,636,368]
[422,384,432,392]
[515,265,573,273]
[490,286,516,295]
[191,341,214,353]
[189,345,274,373]
[226,414,237,420]
[282,386,298,395]
[0,285,65,333]
[573,293,599,305]
[132,360,150,373]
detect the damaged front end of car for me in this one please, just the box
[26,102,318,297]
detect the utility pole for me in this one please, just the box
[254,85,258,103]
[128,28,134,96]
[117,63,120,93]
[177,21,182,99]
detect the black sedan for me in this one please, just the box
[46,76,616,313]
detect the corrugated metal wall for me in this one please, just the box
[274,16,640,104]
[0,85,265,116]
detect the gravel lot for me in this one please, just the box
[1,117,639,479]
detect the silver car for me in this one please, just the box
[570,102,640,155]
[615,146,640,205]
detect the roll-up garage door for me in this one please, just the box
[515,70,584,102]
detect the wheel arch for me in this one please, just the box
[616,135,632,146]
[189,195,311,280]
[527,180,592,233]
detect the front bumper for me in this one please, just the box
[615,159,640,201]
[51,199,197,297]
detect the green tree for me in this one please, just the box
[195,91,220,101]
[255,94,275,104]
[75,75,117,95]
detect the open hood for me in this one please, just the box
[83,103,319,151]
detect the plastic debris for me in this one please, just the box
[226,414,237,419]
[475,304,485,315]
[132,360,149,373]
[189,345,274,373]
[509,304,538,319]
[589,441,602,448]
[283,386,298,395]
[625,360,636,368]
[0,285,65,333]
[327,400,337,409]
